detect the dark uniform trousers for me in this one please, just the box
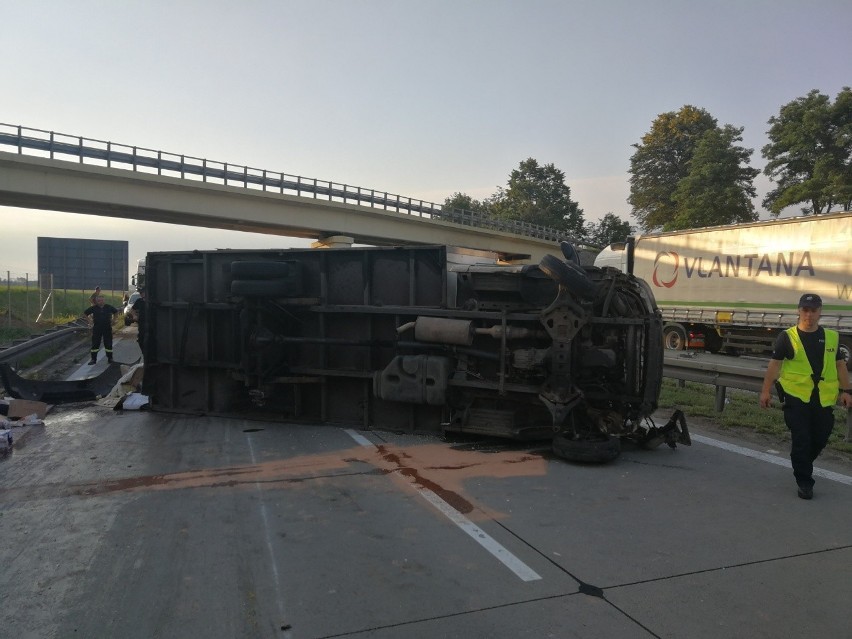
[91,323,113,359]
[782,392,835,488]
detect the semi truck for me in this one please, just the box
[140,243,688,462]
[594,210,852,369]
[130,257,146,292]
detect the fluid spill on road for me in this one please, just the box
[1,440,548,520]
[376,445,474,513]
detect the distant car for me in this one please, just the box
[123,291,141,326]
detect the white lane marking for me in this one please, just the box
[691,433,852,486]
[414,484,542,582]
[344,429,542,582]
[246,432,290,633]
[345,429,374,448]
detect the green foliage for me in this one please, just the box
[443,192,489,215]
[443,158,585,237]
[492,159,584,234]
[629,106,759,232]
[670,125,759,229]
[0,286,123,346]
[761,87,852,215]
[629,106,718,231]
[584,213,634,248]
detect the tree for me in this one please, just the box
[442,192,489,215]
[491,158,584,234]
[629,105,761,231]
[629,106,718,231]
[670,125,759,229]
[762,88,852,216]
[585,213,634,248]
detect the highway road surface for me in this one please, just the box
[1,339,851,638]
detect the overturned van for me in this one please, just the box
[142,243,688,462]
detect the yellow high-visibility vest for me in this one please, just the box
[780,327,840,406]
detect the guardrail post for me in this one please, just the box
[715,385,727,412]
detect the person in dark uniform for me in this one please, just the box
[760,293,852,499]
[84,295,119,364]
[131,288,146,354]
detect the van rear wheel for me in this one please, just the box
[552,434,621,463]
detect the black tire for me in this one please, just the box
[704,331,723,353]
[231,279,293,296]
[231,261,294,280]
[538,254,597,300]
[663,325,687,350]
[559,241,581,266]
[552,434,621,463]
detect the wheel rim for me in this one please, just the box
[664,329,685,350]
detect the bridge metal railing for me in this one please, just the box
[0,123,564,242]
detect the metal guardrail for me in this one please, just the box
[664,351,852,442]
[0,320,88,365]
[664,351,764,404]
[0,123,566,242]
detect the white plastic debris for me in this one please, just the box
[17,414,45,426]
[120,393,150,410]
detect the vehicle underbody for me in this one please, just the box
[142,243,689,462]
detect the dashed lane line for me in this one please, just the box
[344,429,542,582]
[691,433,852,486]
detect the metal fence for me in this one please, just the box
[664,351,852,442]
[0,123,565,242]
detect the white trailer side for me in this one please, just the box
[595,211,852,367]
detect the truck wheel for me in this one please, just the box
[231,279,292,296]
[231,261,294,280]
[704,331,723,353]
[552,434,621,463]
[663,325,687,350]
[538,254,597,300]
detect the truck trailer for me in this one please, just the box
[594,211,852,368]
[140,243,688,462]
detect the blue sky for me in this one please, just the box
[1,0,850,278]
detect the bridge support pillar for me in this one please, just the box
[311,235,354,249]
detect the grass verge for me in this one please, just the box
[658,379,852,455]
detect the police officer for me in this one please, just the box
[84,295,119,365]
[760,293,852,499]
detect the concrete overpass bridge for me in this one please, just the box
[0,124,570,263]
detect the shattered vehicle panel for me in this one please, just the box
[142,244,688,462]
